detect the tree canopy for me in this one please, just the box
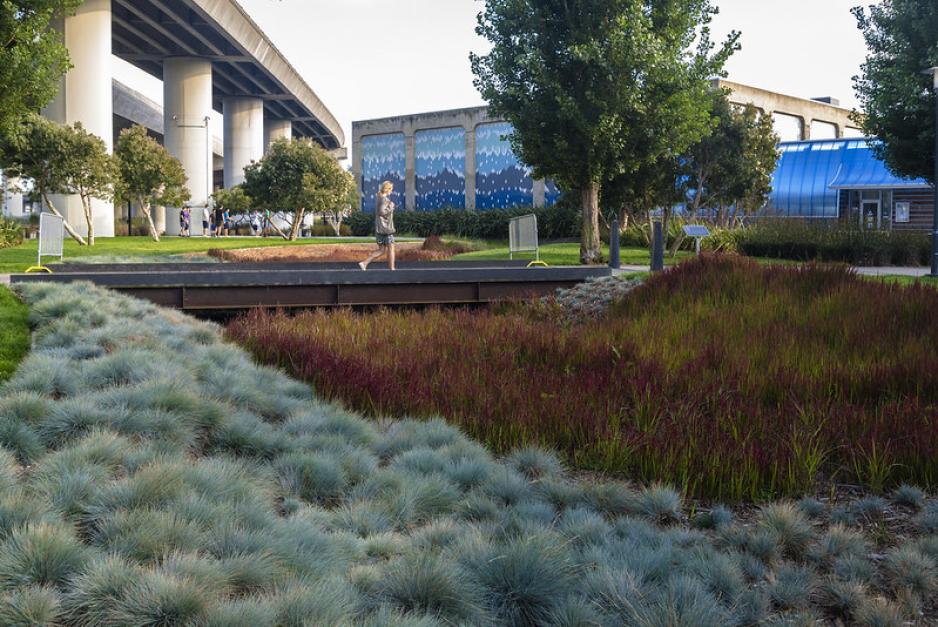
[0,114,89,244]
[0,1,79,134]
[213,186,252,215]
[114,125,189,242]
[243,139,351,240]
[853,0,938,182]
[471,0,738,263]
[62,122,117,246]
[683,94,778,221]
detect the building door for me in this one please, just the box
[861,199,881,230]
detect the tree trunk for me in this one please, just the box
[579,183,602,265]
[289,208,305,241]
[139,200,160,242]
[81,194,95,246]
[40,191,87,246]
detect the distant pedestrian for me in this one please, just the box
[359,181,396,271]
[222,208,231,237]
[213,204,224,238]
[201,206,211,237]
[262,208,272,237]
[179,206,191,237]
[251,210,261,236]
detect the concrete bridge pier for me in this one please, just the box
[163,57,213,236]
[43,0,114,238]
[223,97,264,188]
[264,118,293,153]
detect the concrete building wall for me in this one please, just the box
[353,106,555,213]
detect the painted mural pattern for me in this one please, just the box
[415,127,466,211]
[360,133,406,212]
[545,180,561,207]
[475,122,534,209]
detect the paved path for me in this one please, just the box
[852,266,930,277]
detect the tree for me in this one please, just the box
[243,138,349,240]
[0,114,86,244]
[0,1,80,134]
[471,0,738,263]
[306,163,356,236]
[62,123,117,246]
[114,125,189,242]
[682,94,778,222]
[213,186,252,215]
[853,1,938,182]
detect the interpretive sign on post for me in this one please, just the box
[26,212,65,273]
[682,224,710,256]
[509,213,545,266]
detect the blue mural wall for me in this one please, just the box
[475,122,534,209]
[415,127,466,210]
[361,133,406,212]
[545,180,561,207]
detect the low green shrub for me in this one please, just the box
[737,219,930,266]
[346,203,580,239]
[308,222,352,237]
[0,217,24,250]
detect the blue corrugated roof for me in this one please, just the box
[767,139,930,218]
[829,140,930,190]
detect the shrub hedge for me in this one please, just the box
[737,219,931,266]
[347,204,581,240]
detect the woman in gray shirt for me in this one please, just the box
[358,180,397,271]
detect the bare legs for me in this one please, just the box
[359,244,396,271]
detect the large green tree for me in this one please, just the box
[0,0,79,134]
[683,94,778,222]
[63,122,117,246]
[243,138,350,240]
[853,1,938,182]
[114,125,189,242]
[471,0,738,263]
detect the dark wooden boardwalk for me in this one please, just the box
[11,262,610,311]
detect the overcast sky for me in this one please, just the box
[116,0,872,147]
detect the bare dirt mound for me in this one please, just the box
[209,236,475,263]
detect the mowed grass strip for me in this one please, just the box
[0,235,377,273]
[229,256,938,501]
[453,241,689,266]
[0,286,29,381]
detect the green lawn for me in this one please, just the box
[0,236,376,273]
[0,286,29,381]
[452,241,690,266]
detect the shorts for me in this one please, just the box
[202,221,209,230]
[376,233,395,246]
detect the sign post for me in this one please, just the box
[25,212,65,273]
[682,224,711,256]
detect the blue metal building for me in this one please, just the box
[767,139,932,230]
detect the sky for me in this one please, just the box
[115,0,872,149]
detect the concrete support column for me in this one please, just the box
[264,118,293,153]
[224,97,264,188]
[533,180,546,209]
[43,0,114,237]
[163,57,213,236]
[801,117,812,141]
[404,124,416,211]
[3,177,24,218]
[464,124,477,210]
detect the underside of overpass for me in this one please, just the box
[34,0,344,238]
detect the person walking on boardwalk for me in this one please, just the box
[359,181,397,271]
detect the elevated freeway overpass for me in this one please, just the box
[37,0,344,237]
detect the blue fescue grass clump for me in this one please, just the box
[0,281,936,625]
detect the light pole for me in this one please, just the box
[925,67,938,277]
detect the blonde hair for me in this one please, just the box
[379,181,394,195]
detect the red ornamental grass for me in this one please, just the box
[227,256,938,501]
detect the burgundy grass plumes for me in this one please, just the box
[227,256,938,500]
